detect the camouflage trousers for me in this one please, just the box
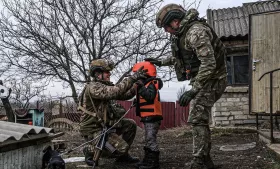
[188,77,227,161]
[83,118,137,158]
[143,121,160,151]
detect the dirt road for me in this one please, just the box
[62,126,280,169]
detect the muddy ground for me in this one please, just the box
[59,126,280,169]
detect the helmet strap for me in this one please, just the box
[93,71,102,80]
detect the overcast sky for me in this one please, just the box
[46,0,257,102]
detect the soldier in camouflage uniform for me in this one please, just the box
[145,4,227,169]
[79,59,148,166]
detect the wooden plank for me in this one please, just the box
[250,11,280,114]
[3,150,10,169]
[0,142,52,169]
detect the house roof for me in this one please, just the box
[207,0,280,38]
[0,121,54,146]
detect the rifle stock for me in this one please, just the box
[92,126,107,168]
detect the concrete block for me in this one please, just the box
[214,117,229,121]
[222,121,230,125]
[243,109,250,115]
[228,116,234,120]
[244,119,256,124]
[221,102,234,107]
[215,107,228,112]
[235,102,246,106]
[227,106,242,111]
[213,111,222,116]
[217,98,227,102]
[242,104,249,109]
[230,111,244,115]
[241,97,249,102]
[215,121,222,125]
[234,115,248,120]
[232,120,244,125]
[227,98,240,102]
[221,112,231,116]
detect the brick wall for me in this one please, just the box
[212,86,257,126]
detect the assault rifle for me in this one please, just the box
[92,126,107,168]
[91,102,135,168]
[92,126,117,169]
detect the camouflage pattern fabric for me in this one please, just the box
[189,77,226,161]
[90,59,115,71]
[84,118,137,158]
[185,22,227,90]
[161,8,227,90]
[79,78,136,136]
[143,121,160,152]
[79,77,137,158]
[160,8,227,167]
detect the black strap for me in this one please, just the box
[139,108,154,112]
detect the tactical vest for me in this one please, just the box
[78,84,121,130]
[171,20,226,81]
[135,79,162,118]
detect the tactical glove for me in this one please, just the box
[179,88,199,106]
[144,58,162,66]
[135,79,145,87]
[130,66,148,82]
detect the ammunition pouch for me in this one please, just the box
[171,28,201,81]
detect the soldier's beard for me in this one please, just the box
[168,26,179,35]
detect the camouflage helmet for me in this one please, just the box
[89,59,114,76]
[156,4,186,28]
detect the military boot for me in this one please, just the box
[204,154,215,169]
[138,148,160,169]
[83,147,95,166]
[135,147,150,168]
[115,153,140,164]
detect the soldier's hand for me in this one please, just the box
[179,89,199,106]
[130,66,148,82]
[144,58,161,66]
[135,79,144,87]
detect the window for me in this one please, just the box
[226,55,249,85]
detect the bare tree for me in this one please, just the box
[0,0,171,103]
[8,78,47,108]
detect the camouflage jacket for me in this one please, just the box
[162,9,227,91]
[79,78,136,136]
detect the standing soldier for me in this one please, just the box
[132,61,163,169]
[79,59,148,166]
[145,4,227,169]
